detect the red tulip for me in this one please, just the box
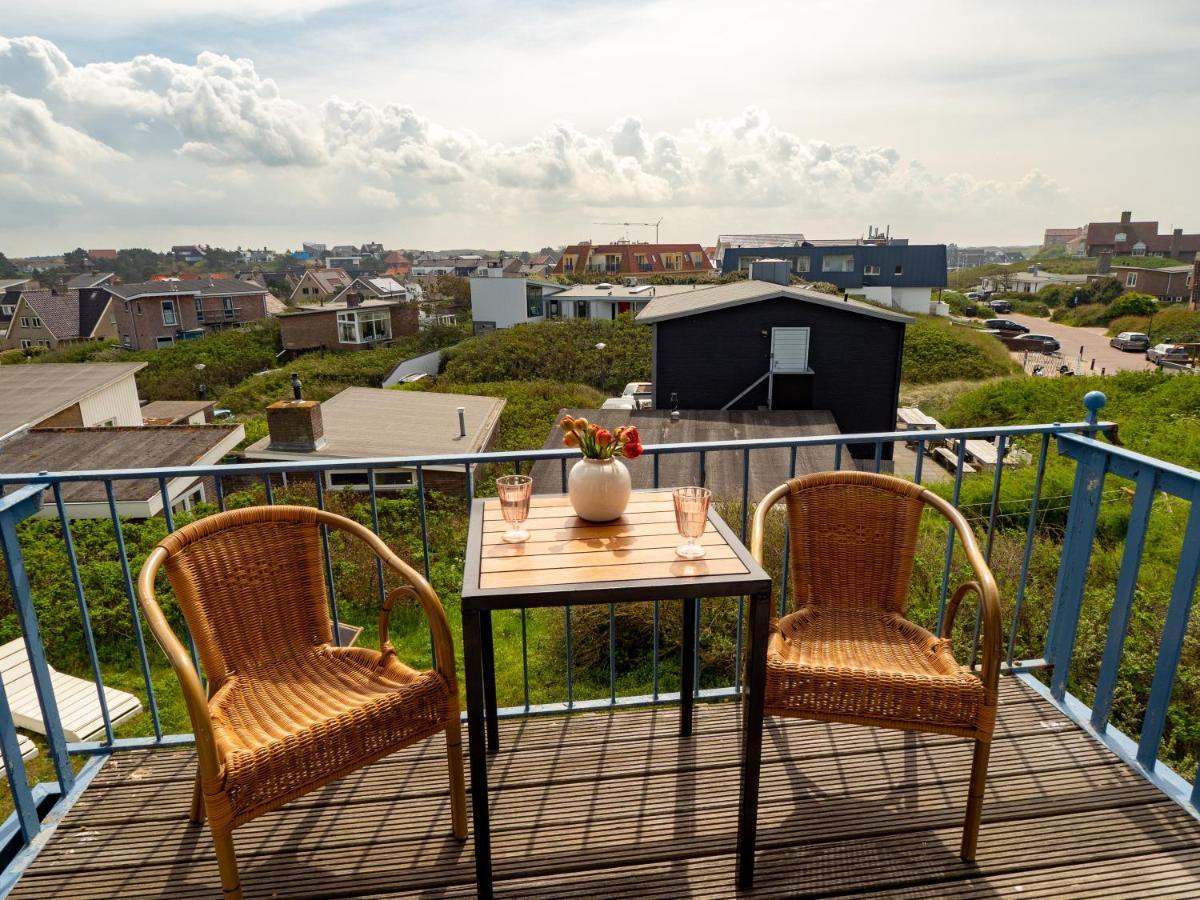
[622,441,644,459]
[596,428,613,446]
[623,426,640,444]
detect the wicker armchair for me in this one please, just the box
[136,506,467,900]
[749,472,1001,862]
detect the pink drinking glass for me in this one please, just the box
[496,475,533,543]
[673,486,711,559]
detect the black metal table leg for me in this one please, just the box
[462,609,494,899]
[480,609,500,753]
[736,590,770,888]
[680,597,697,736]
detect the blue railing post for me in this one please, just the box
[1046,438,1109,700]
[0,484,74,793]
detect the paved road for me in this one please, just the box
[1007,313,1156,375]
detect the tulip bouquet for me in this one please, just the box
[559,415,644,460]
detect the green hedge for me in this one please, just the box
[901,317,1018,384]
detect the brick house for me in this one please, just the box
[1,289,118,351]
[553,242,715,277]
[277,296,418,352]
[1084,211,1200,261]
[107,279,274,349]
[1100,264,1194,303]
[288,267,352,305]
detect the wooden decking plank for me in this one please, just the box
[11,679,1200,899]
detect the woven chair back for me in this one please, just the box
[159,506,333,683]
[784,471,927,616]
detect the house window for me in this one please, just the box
[223,297,235,320]
[863,264,881,276]
[1115,232,1127,243]
[547,299,561,319]
[328,469,414,489]
[525,284,543,318]
[576,300,589,319]
[156,336,174,348]
[302,287,310,295]
[822,254,855,273]
[336,309,392,343]
[195,297,205,321]
[0,304,12,315]
[793,256,811,273]
[1126,273,1137,287]
[1132,242,1146,256]
[20,316,43,329]
[737,256,761,271]
[162,300,177,326]
[894,264,904,275]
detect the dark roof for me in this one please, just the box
[0,425,241,503]
[67,272,115,289]
[635,279,913,325]
[23,292,81,340]
[107,279,267,300]
[529,409,846,500]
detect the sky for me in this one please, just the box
[1,0,1198,256]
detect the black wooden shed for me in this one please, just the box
[636,274,911,460]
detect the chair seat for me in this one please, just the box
[205,645,451,829]
[764,607,985,734]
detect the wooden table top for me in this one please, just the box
[461,490,771,610]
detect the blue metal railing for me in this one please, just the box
[4,393,1200,882]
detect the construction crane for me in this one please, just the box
[592,217,663,243]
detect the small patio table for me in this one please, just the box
[460,489,772,898]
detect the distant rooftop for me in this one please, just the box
[0,363,147,436]
[139,400,215,426]
[0,424,243,504]
[107,279,267,300]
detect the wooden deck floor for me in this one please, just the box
[11,679,1200,898]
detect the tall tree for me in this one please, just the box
[63,247,89,270]
[0,252,18,278]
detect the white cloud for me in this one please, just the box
[0,33,1072,252]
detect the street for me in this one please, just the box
[1006,313,1157,376]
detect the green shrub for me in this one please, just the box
[399,378,606,452]
[1107,293,1158,319]
[440,316,650,395]
[1107,315,1150,336]
[901,317,1018,384]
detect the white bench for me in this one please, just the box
[897,407,942,431]
[0,639,142,743]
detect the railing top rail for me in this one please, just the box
[0,420,1113,485]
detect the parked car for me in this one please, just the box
[988,299,1013,314]
[1146,343,1190,365]
[1024,334,1062,353]
[1109,332,1151,352]
[963,304,979,317]
[966,291,985,301]
[984,318,1029,334]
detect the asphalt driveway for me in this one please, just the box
[1006,313,1157,375]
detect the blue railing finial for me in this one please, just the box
[1083,390,1107,425]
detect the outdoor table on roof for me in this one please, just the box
[459,489,771,898]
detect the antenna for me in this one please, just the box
[592,217,664,243]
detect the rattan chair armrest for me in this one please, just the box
[136,547,221,781]
[317,512,458,694]
[379,585,421,658]
[750,482,792,565]
[922,490,1002,699]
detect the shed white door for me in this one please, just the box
[771,327,811,373]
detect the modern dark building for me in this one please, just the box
[636,264,911,460]
[719,241,946,315]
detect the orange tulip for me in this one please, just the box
[596,428,612,446]
[563,430,580,448]
[560,414,576,430]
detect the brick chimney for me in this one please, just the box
[1120,210,1132,225]
[346,291,363,309]
[266,399,326,451]
[1170,228,1183,259]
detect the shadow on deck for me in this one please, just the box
[10,680,1200,898]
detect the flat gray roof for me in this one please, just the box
[529,409,846,500]
[552,284,702,299]
[244,386,505,460]
[0,362,147,436]
[635,279,913,325]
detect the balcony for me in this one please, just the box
[1,394,1200,897]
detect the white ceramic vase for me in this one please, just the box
[568,457,632,522]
